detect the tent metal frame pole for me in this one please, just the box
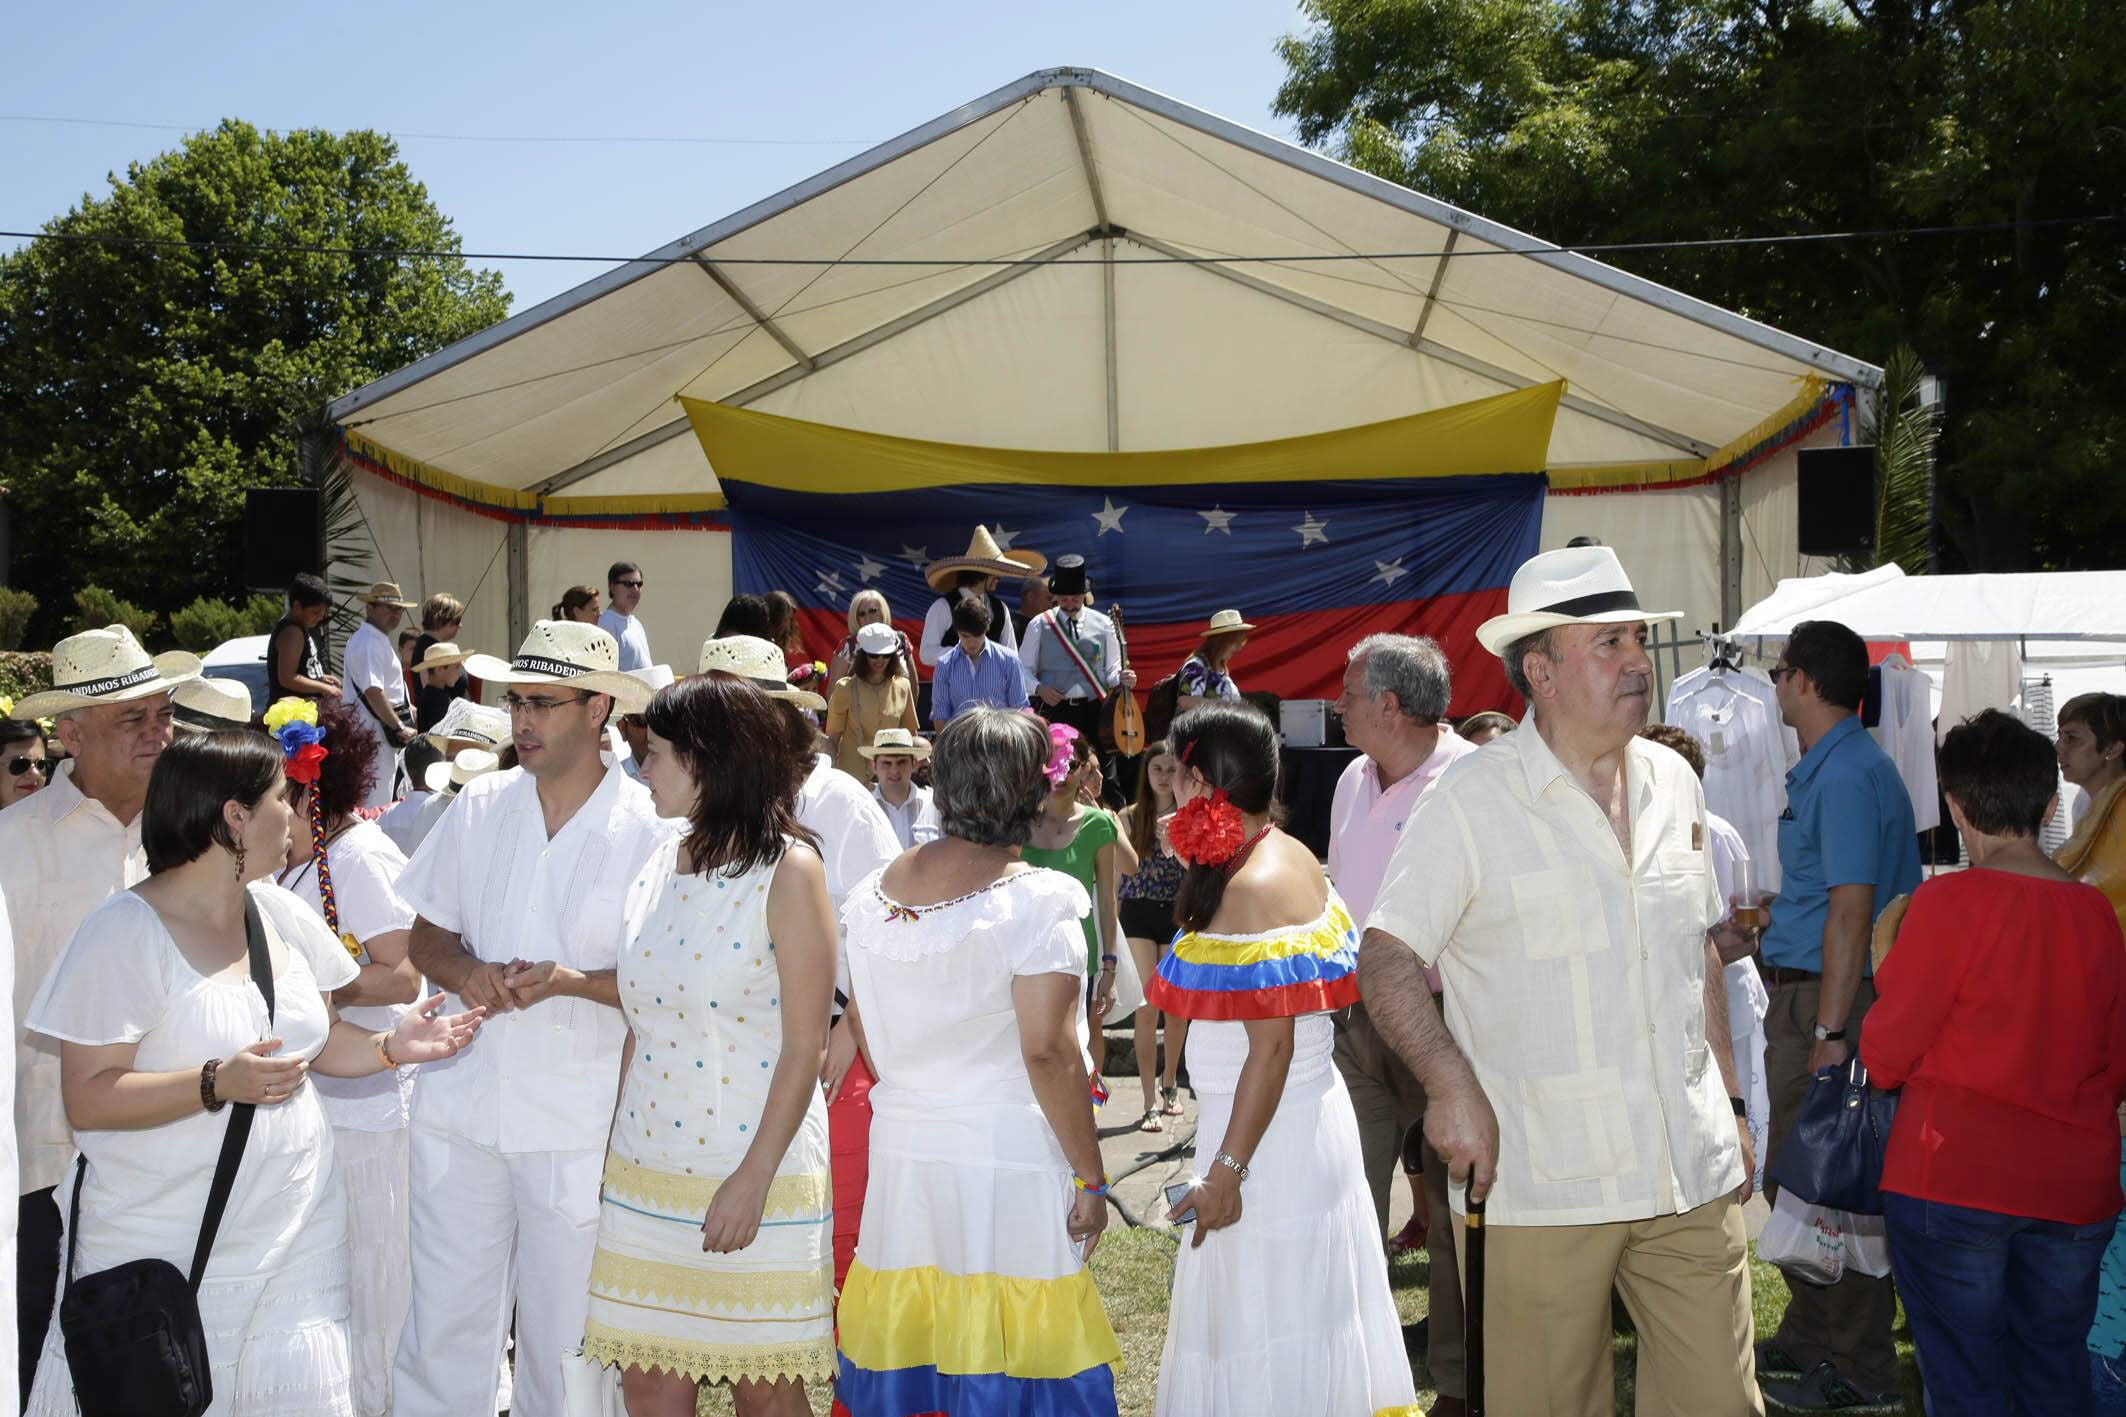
[1102,234,1120,451]
[1127,230,1713,458]
[1720,475,1743,625]
[529,228,1107,496]
[505,521,530,650]
[689,258,816,373]
[1409,230,1458,346]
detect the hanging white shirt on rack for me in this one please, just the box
[1667,663,1795,891]
[1872,654,1940,832]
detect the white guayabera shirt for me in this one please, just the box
[1366,725,1743,1227]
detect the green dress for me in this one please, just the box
[1021,807,1119,972]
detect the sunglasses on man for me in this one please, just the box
[7,755,52,780]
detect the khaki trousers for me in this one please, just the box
[1332,1002,1466,1399]
[1763,976,1902,1393]
[1452,1196,1762,1417]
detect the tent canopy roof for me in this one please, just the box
[1733,566,2126,642]
[327,67,1880,502]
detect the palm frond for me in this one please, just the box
[1865,345,1938,576]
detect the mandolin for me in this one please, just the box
[1105,605,1148,757]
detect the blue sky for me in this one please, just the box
[3,1,1311,311]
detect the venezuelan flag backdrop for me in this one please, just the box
[682,384,1559,714]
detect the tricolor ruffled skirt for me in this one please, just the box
[836,1090,1121,1416]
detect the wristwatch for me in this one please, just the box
[1813,1023,1847,1042]
[1729,1095,1748,1117]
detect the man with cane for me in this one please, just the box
[1358,547,1763,1417]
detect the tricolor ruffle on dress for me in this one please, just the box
[1143,894,1362,1021]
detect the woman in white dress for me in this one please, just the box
[270,699,421,1417]
[1145,703,1419,1417]
[581,672,838,1417]
[836,707,1121,1416]
[23,729,483,1417]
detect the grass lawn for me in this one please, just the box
[698,1225,1928,1414]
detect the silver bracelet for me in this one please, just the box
[1212,1150,1249,1183]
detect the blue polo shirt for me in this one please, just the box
[932,640,1028,723]
[1761,714,1922,974]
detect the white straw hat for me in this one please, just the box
[173,677,255,731]
[413,640,469,672]
[628,664,676,697]
[1203,609,1255,635]
[1475,546,1683,655]
[11,624,201,719]
[422,698,510,751]
[424,747,500,794]
[858,727,930,761]
[362,581,418,609]
[464,621,653,711]
[697,635,827,711]
[923,526,1046,591]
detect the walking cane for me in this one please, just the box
[1464,1185,1486,1417]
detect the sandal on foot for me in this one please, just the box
[1159,1086,1185,1116]
[1138,1109,1165,1133]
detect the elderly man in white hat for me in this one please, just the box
[700,635,901,1293]
[341,581,420,809]
[1357,546,1761,1417]
[391,620,674,1417]
[860,726,938,850]
[0,623,197,1397]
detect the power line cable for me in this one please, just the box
[2,215,2116,268]
[0,113,879,146]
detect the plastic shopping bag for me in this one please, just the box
[1759,1189,1892,1285]
[1101,934,1145,1025]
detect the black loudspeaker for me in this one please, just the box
[1796,445,1877,557]
[243,488,323,591]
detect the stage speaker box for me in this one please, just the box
[1796,445,1877,557]
[243,488,323,591]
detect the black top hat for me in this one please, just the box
[1050,555,1089,597]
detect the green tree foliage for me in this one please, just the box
[0,122,509,643]
[0,587,36,651]
[70,586,158,643]
[1275,0,2126,571]
[168,592,283,653]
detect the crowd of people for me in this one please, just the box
[2,538,2125,1417]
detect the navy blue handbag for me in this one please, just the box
[1766,1057,1899,1216]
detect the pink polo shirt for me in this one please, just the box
[1328,725,1479,992]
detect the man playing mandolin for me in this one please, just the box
[1019,553,1137,746]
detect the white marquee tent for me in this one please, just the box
[324,67,1881,662]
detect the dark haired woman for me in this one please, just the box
[1865,709,2126,1416]
[1145,703,1416,1417]
[1022,725,1136,1088]
[1119,740,1187,1131]
[269,698,421,1416]
[554,585,602,624]
[22,729,482,1417]
[824,622,919,781]
[580,673,839,1417]
[836,707,1119,1415]
[0,717,50,809]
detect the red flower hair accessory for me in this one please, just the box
[1168,788,1248,867]
[1041,721,1080,789]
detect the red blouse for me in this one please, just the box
[1863,868,2126,1224]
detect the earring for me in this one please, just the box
[234,845,246,880]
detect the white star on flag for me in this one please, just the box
[1198,506,1236,535]
[1372,558,1409,587]
[991,526,1021,551]
[899,544,929,568]
[1294,511,1330,547]
[853,555,888,583]
[816,571,848,598]
[1093,497,1129,536]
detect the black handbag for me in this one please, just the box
[59,892,276,1417]
[1766,1056,1898,1216]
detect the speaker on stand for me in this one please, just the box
[243,488,324,591]
[1796,445,1877,559]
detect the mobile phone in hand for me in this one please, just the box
[1164,1180,1198,1226]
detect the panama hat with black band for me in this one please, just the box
[463,620,653,712]
[696,635,828,712]
[1474,545,1683,656]
[423,698,511,752]
[12,624,202,719]
[172,677,256,732]
[858,726,931,761]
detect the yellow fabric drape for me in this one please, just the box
[680,384,1562,494]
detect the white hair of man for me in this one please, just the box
[1349,634,1452,724]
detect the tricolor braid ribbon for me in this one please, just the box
[311,793,342,938]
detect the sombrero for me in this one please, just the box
[923,526,1046,592]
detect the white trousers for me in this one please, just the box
[391,1123,603,1417]
[334,1126,411,1417]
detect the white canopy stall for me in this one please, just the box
[325,67,1880,663]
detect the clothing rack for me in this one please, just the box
[1645,626,1777,720]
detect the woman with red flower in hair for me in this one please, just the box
[1146,702,1418,1417]
[269,697,425,1417]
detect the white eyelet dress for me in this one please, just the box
[581,836,836,1389]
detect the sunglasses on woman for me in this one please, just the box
[7,755,52,780]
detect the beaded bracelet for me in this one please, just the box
[1073,1174,1111,1197]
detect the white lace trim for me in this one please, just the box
[844,867,1091,962]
